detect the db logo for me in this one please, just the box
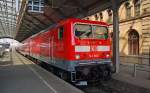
[91,46,97,51]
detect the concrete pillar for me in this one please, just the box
[111,0,120,73]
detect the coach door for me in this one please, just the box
[29,39,31,56]
[48,37,54,63]
[48,38,50,62]
[50,36,54,64]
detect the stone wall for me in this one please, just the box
[84,0,150,56]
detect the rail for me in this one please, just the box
[120,55,150,80]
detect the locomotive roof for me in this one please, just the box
[59,18,109,26]
[22,18,109,42]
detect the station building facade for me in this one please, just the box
[84,0,150,56]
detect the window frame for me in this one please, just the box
[99,12,103,21]
[126,6,131,19]
[128,30,139,55]
[134,0,141,17]
[73,23,109,39]
[58,26,64,40]
[28,0,44,13]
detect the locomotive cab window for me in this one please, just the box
[74,24,91,38]
[58,27,64,40]
[74,24,108,39]
[92,25,108,39]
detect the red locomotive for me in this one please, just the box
[18,18,113,85]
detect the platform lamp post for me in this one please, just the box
[111,0,120,73]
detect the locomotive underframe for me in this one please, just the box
[75,64,112,81]
[32,54,113,82]
[71,60,113,83]
[20,52,113,85]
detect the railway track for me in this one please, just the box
[79,79,150,93]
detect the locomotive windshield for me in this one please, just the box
[74,24,108,39]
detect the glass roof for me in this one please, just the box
[0,0,19,38]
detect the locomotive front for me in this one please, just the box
[70,20,113,83]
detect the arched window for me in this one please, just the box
[125,1,131,19]
[99,12,103,21]
[94,14,98,21]
[107,9,112,16]
[86,17,89,20]
[128,30,139,55]
[134,0,141,16]
[107,9,112,24]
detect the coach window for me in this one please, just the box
[58,27,64,40]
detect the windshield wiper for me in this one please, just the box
[79,31,92,38]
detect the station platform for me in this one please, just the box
[0,51,83,93]
[112,63,150,89]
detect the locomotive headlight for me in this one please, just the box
[75,54,80,59]
[106,54,110,58]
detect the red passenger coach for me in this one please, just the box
[18,18,113,85]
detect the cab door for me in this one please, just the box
[57,26,65,59]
